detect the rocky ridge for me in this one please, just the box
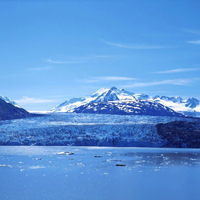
[0,98,30,120]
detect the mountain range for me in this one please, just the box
[51,86,200,117]
[1,87,199,119]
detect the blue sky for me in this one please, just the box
[0,0,200,111]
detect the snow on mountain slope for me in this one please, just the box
[52,86,200,116]
[92,87,119,103]
[51,88,108,112]
[91,86,136,103]
[153,96,200,113]
[0,96,19,108]
[114,88,136,101]
[52,87,138,113]
[90,88,109,97]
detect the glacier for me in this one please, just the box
[0,113,198,147]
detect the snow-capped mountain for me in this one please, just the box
[51,87,137,112]
[52,87,187,117]
[52,86,200,116]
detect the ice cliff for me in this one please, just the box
[0,114,199,147]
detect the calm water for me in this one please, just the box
[0,146,200,200]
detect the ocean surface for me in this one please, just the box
[0,146,200,200]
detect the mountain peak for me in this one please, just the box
[93,87,119,103]
[110,86,118,91]
[186,97,199,108]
